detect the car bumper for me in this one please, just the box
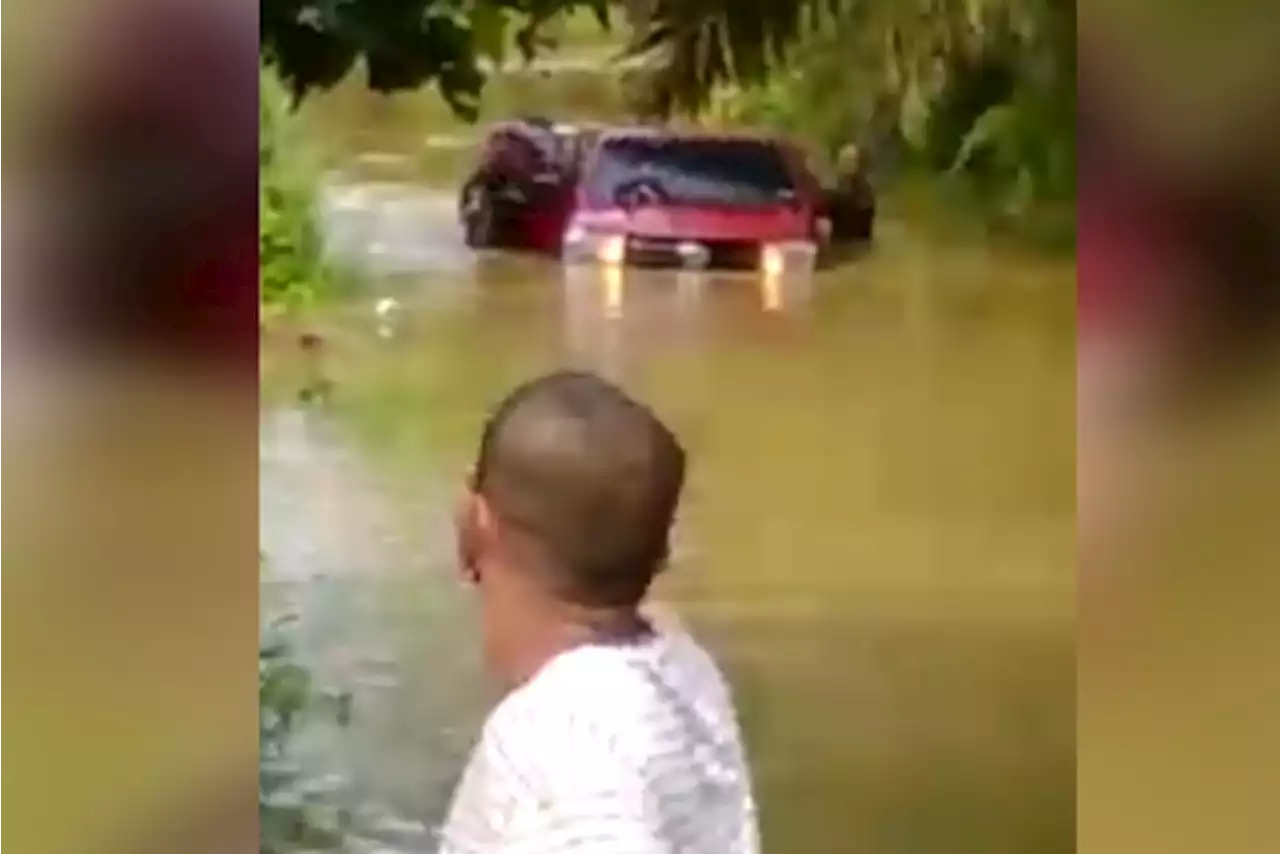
[565,234,819,274]
[624,237,762,271]
[561,262,817,319]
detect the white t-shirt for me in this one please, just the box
[439,623,760,854]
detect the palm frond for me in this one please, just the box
[622,0,1067,121]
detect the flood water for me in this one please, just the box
[260,62,1076,854]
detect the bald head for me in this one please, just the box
[473,371,686,608]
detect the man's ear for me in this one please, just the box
[456,482,483,586]
[457,481,499,587]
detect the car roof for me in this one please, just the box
[489,118,589,136]
[595,127,786,147]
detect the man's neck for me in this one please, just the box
[492,599,653,690]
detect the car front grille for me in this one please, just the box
[625,237,762,271]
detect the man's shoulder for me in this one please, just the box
[488,644,663,741]
[485,630,738,766]
[450,633,758,853]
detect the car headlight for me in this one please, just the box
[562,228,627,266]
[597,235,626,266]
[761,245,786,277]
[761,241,817,276]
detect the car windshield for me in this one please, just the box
[585,137,797,206]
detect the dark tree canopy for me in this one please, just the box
[259,0,837,119]
[259,0,833,119]
[261,0,613,119]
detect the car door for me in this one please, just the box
[778,141,832,245]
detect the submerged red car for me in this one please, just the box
[459,125,873,270]
[563,129,840,272]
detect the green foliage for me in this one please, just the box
[260,68,335,317]
[705,76,797,132]
[947,78,1075,215]
[261,0,614,120]
[667,0,1075,234]
[260,612,354,854]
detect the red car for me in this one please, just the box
[561,129,838,273]
[460,125,871,271]
[457,118,597,252]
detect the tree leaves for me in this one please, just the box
[471,2,510,65]
[261,0,614,119]
[621,0,1072,136]
[620,0,849,113]
[648,0,1074,219]
[951,102,1016,173]
[260,68,332,314]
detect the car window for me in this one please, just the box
[526,130,560,166]
[487,130,548,177]
[549,131,582,172]
[584,137,797,206]
[780,142,826,192]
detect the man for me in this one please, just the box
[827,143,876,242]
[442,371,760,854]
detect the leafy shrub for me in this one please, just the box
[684,0,1075,241]
[260,613,353,854]
[260,68,335,317]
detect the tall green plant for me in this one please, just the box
[260,68,333,317]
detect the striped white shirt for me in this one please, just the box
[439,623,759,853]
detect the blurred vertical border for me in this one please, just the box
[4,0,261,852]
[1078,2,1280,853]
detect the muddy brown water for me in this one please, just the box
[261,68,1075,854]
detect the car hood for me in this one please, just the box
[576,204,812,242]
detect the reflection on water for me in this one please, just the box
[604,264,624,319]
[318,177,474,276]
[263,69,1076,854]
[560,264,824,379]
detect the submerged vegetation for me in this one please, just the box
[260,613,332,853]
[260,609,355,854]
